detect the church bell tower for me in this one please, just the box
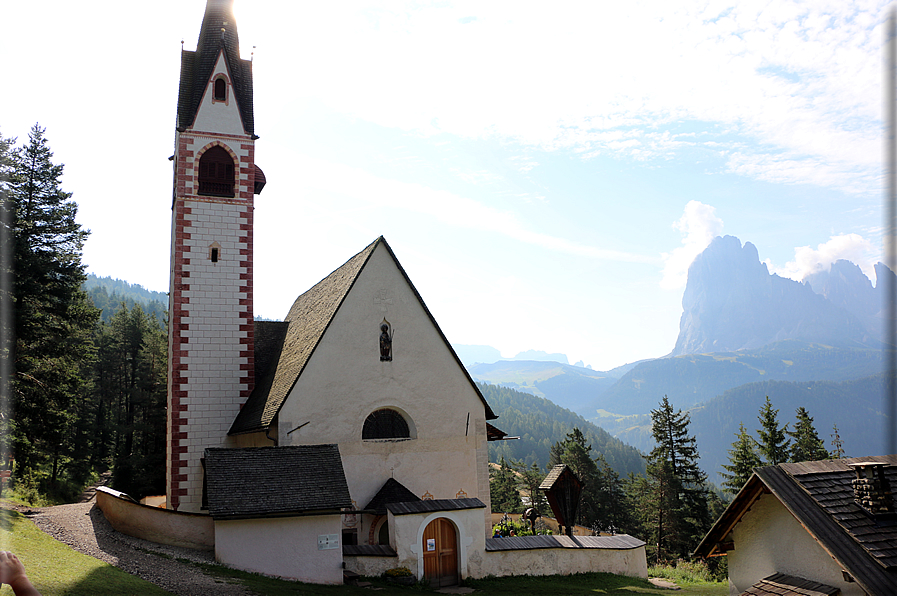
[168,0,265,512]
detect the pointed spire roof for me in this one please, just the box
[177,0,255,135]
[230,236,496,435]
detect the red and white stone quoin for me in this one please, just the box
[167,0,264,512]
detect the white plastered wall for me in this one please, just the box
[727,493,864,596]
[276,243,490,533]
[482,546,647,579]
[215,515,344,584]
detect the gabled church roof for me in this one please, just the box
[230,236,496,436]
[177,0,255,135]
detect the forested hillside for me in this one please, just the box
[480,382,645,477]
[84,274,167,324]
[4,127,167,503]
[690,374,888,483]
[594,340,882,415]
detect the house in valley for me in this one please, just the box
[695,455,897,596]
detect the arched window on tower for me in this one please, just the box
[214,77,227,101]
[198,146,235,198]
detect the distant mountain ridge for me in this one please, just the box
[84,273,168,324]
[672,235,890,356]
[468,360,617,415]
[479,382,645,478]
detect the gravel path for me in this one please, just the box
[21,501,254,596]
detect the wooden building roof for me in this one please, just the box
[204,445,351,520]
[386,498,486,516]
[230,236,496,436]
[740,573,839,596]
[695,455,897,596]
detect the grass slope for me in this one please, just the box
[0,509,173,596]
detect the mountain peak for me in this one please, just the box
[671,236,878,356]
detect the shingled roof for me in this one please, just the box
[177,0,254,135]
[363,478,421,515]
[204,445,351,520]
[695,455,897,596]
[740,573,839,596]
[230,236,496,435]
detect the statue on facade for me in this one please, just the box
[379,319,393,361]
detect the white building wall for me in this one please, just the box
[481,546,648,579]
[276,244,490,526]
[215,515,344,584]
[728,493,865,596]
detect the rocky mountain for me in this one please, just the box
[803,260,894,342]
[671,235,882,356]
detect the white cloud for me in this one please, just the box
[661,201,725,289]
[293,154,656,264]
[772,233,877,281]
[256,0,886,195]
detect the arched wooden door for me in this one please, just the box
[422,518,458,587]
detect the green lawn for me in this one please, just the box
[463,573,726,595]
[0,508,727,595]
[0,509,173,596]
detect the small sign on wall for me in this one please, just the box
[318,534,339,550]
[426,538,436,552]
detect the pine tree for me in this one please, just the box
[757,396,790,465]
[831,424,845,458]
[721,422,761,495]
[9,125,98,488]
[0,131,16,478]
[512,460,547,514]
[644,396,710,563]
[489,457,521,513]
[788,407,829,463]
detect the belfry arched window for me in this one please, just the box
[198,146,235,198]
[214,77,227,101]
[363,409,410,440]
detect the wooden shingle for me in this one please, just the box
[204,445,351,519]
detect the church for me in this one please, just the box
[98,0,648,585]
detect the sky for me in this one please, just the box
[1,0,890,371]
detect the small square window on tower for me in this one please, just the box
[209,242,222,263]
